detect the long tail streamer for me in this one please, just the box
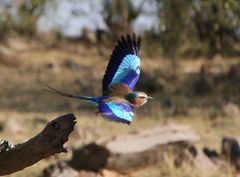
[43,84,76,98]
[43,84,98,104]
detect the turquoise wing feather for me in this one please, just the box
[98,100,134,124]
[102,34,141,94]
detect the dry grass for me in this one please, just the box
[0,37,240,177]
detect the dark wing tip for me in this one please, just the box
[102,33,141,93]
[120,33,141,57]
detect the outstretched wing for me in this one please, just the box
[102,34,141,94]
[98,102,134,124]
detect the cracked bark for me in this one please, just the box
[0,113,76,176]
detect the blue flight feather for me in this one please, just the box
[117,69,139,90]
[110,54,140,85]
[102,34,141,93]
[98,100,134,124]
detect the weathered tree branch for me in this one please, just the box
[66,124,200,173]
[0,113,76,176]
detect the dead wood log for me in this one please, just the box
[187,146,219,172]
[66,124,200,174]
[222,137,240,170]
[0,114,76,176]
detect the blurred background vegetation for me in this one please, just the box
[0,1,240,177]
[0,0,238,112]
[1,0,240,57]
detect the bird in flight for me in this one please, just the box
[44,34,152,124]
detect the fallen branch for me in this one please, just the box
[0,114,76,176]
[67,124,200,173]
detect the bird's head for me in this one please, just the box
[125,91,153,108]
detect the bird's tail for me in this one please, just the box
[43,85,98,104]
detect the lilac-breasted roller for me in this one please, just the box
[44,34,152,124]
